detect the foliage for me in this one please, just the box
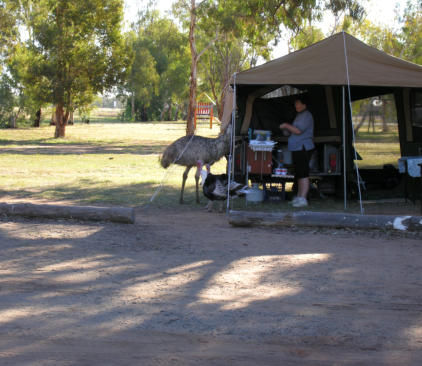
[197,34,251,118]
[336,0,421,65]
[289,25,325,51]
[0,73,16,127]
[121,9,190,121]
[338,17,403,56]
[399,0,422,65]
[172,0,365,134]
[12,0,131,137]
[0,0,19,62]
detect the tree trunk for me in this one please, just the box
[381,98,388,132]
[68,111,74,125]
[141,106,148,122]
[218,89,226,121]
[167,101,172,121]
[131,93,135,121]
[160,102,169,121]
[54,103,69,138]
[174,104,181,121]
[0,202,135,224]
[11,106,22,128]
[33,108,42,127]
[50,111,56,125]
[354,103,371,133]
[186,0,198,136]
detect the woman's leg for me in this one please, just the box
[297,177,310,198]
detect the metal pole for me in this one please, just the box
[343,86,347,210]
[226,73,237,214]
[342,32,364,214]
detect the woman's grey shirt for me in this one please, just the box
[287,109,315,151]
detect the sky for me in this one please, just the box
[123,0,410,58]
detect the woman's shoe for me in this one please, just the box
[288,196,300,205]
[292,197,308,207]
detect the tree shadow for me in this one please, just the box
[0,211,421,364]
[0,140,168,156]
[0,181,204,208]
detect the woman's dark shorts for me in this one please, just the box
[292,148,314,179]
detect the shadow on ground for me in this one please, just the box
[0,207,421,365]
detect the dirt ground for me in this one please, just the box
[1,205,422,365]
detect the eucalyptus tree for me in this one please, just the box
[400,0,421,65]
[289,25,325,51]
[124,30,159,121]
[198,35,251,120]
[122,9,190,121]
[335,0,421,65]
[173,0,365,135]
[0,0,19,61]
[0,0,20,126]
[13,0,130,137]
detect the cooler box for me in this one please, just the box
[247,147,272,174]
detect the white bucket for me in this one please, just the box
[246,183,264,202]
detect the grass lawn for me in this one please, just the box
[354,124,401,169]
[0,120,227,208]
[0,118,415,214]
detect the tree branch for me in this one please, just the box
[197,31,220,60]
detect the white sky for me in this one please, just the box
[124,0,409,58]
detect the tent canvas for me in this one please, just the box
[225,32,422,211]
[234,32,422,88]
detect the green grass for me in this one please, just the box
[355,124,401,169]
[0,120,413,214]
[0,121,226,207]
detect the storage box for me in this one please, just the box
[247,147,272,174]
[323,144,341,174]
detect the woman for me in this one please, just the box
[279,96,314,207]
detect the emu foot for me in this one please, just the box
[205,201,213,212]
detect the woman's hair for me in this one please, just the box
[295,95,309,106]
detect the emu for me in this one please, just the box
[160,125,231,204]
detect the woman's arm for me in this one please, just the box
[280,123,302,135]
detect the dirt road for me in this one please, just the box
[1,206,421,365]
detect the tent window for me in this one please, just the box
[261,86,305,99]
[353,94,400,169]
[411,90,422,128]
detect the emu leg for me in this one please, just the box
[206,200,213,211]
[180,166,191,204]
[194,166,201,204]
[194,160,204,204]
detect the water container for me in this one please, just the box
[246,183,264,202]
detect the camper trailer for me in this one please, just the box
[227,33,422,202]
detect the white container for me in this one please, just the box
[246,183,264,202]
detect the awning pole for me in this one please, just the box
[226,73,237,214]
[342,32,364,214]
[342,86,347,210]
